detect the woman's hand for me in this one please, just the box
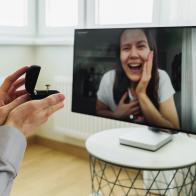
[114,92,141,119]
[135,51,153,96]
[0,66,28,106]
[5,93,65,137]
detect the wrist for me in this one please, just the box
[113,111,127,120]
[113,111,120,119]
[137,93,148,101]
[5,119,26,137]
[113,110,124,119]
[135,87,147,96]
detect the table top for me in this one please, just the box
[85,127,196,170]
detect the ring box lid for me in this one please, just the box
[25,65,41,95]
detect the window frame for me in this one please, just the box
[86,0,158,29]
[0,0,36,37]
[37,0,85,37]
[0,0,158,45]
[37,0,157,37]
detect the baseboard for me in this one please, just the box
[27,136,37,146]
[27,136,89,159]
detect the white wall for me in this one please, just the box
[0,46,35,76]
[0,44,82,146]
[34,45,83,146]
[0,44,85,146]
[34,45,73,88]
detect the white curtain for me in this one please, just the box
[180,27,196,132]
[191,30,196,130]
[181,29,193,131]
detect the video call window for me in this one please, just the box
[72,27,196,134]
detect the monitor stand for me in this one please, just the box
[119,126,173,151]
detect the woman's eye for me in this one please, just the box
[122,47,129,51]
[138,45,146,49]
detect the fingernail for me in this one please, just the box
[57,93,65,101]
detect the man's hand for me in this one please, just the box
[0,66,28,106]
[5,93,65,137]
[0,94,29,125]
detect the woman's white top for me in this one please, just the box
[97,69,175,112]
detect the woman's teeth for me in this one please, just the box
[128,64,142,69]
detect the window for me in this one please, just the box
[39,0,155,36]
[38,0,84,36]
[45,0,78,27]
[0,0,156,41]
[0,0,27,27]
[95,0,154,26]
[0,0,35,36]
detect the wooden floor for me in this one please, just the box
[10,144,91,196]
[10,141,160,196]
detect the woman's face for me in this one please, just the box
[120,29,151,82]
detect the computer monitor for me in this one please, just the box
[72,27,196,150]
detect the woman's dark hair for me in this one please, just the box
[113,28,160,109]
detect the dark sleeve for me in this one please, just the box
[0,125,27,196]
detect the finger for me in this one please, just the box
[0,94,29,126]
[119,91,128,104]
[132,107,142,115]
[37,93,65,109]
[130,105,140,113]
[1,66,28,92]
[3,94,29,112]
[14,90,28,98]
[0,100,5,107]
[8,78,25,94]
[133,110,141,116]
[142,61,147,78]
[132,104,140,112]
[45,101,64,117]
[127,99,139,107]
[146,51,153,76]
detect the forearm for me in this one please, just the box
[0,125,27,196]
[138,94,174,128]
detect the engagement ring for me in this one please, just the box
[129,114,134,120]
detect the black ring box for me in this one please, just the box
[25,65,59,99]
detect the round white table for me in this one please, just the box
[86,128,196,196]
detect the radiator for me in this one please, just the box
[53,76,132,140]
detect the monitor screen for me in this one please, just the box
[72,27,196,135]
